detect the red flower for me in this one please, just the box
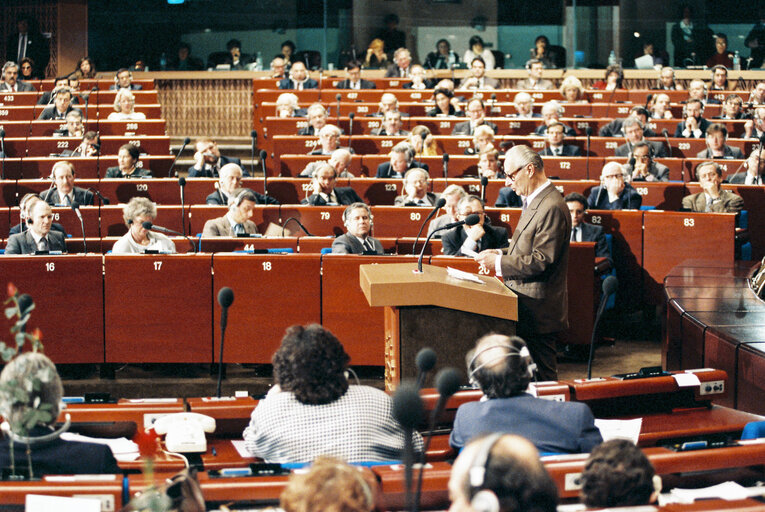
[133,428,160,458]
[7,283,17,298]
[31,328,42,341]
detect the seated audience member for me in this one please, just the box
[302,163,362,206]
[278,61,318,90]
[409,125,437,157]
[107,89,146,121]
[682,161,744,212]
[53,110,84,138]
[564,193,610,259]
[654,66,683,90]
[592,65,624,91]
[424,39,459,70]
[73,57,96,79]
[478,147,504,179]
[63,130,100,158]
[614,117,666,157]
[223,39,247,70]
[299,103,328,135]
[10,194,67,236]
[278,40,295,69]
[189,138,244,178]
[385,48,413,78]
[112,197,176,254]
[37,77,71,105]
[371,92,402,118]
[697,123,744,159]
[750,81,765,105]
[534,100,576,137]
[458,57,498,90]
[19,57,37,81]
[207,163,243,205]
[587,162,642,210]
[452,98,498,136]
[494,176,523,208]
[531,35,556,68]
[38,88,79,120]
[464,125,495,155]
[427,87,463,117]
[464,35,495,70]
[270,57,287,79]
[376,142,428,178]
[105,143,152,178]
[172,42,203,71]
[581,439,661,509]
[729,147,765,184]
[371,110,409,136]
[5,201,66,254]
[0,353,120,474]
[363,38,388,70]
[404,64,433,90]
[448,434,558,512]
[600,106,655,138]
[745,106,765,139]
[428,184,467,237]
[559,75,586,103]
[449,334,602,453]
[649,93,673,119]
[310,124,351,156]
[280,456,378,512]
[515,59,553,90]
[394,168,439,206]
[0,61,35,92]
[332,203,383,255]
[625,141,670,182]
[708,64,731,91]
[300,148,355,178]
[539,121,581,156]
[635,41,663,67]
[336,59,376,89]
[276,92,301,118]
[510,92,539,119]
[110,68,142,90]
[686,79,719,106]
[41,161,94,206]
[442,195,509,256]
[715,94,747,120]
[675,98,711,138]
[202,188,259,236]
[243,324,419,460]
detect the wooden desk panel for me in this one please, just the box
[369,206,438,237]
[104,254,213,363]
[0,92,39,106]
[95,104,162,120]
[275,205,346,237]
[0,477,124,507]
[277,154,363,178]
[0,255,104,363]
[96,119,167,136]
[197,237,299,253]
[266,177,314,205]
[348,178,402,205]
[0,157,24,180]
[97,135,171,157]
[21,157,99,179]
[61,399,185,429]
[737,342,765,415]
[0,181,18,208]
[211,254,321,363]
[0,106,35,122]
[187,396,258,437]
[0,120,32,137]
[98,155,174,177]
[29,120,98,136]
[24,135,81,156]
[97,90,159,105]
[98,178,191,206]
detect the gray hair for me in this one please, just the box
[319,124,341,138]
[506,145,544,172]
[0,352,63,429]
[113,88,136,112]
[123,196,157,226]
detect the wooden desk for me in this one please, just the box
[0,475,124,508]
[61,398,185,430]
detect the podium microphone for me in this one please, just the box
[414,348,437,389]
[391,382,424,512]
[71,200,87,253]
[587,275,618,379]
[142,221,197,253]
[168,137,191,177]
[216,286,234,398]
[411,197,446,255]
[418,214,480,272]
[178,177,187,236]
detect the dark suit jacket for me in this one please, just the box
[202,216,258,237]
[109,83,142,91]
[375,161,429,178]
[104,166,153,178]
[495,187,522,208]
[441,222,509,256]
[598,118,656,138]
[539,145,582,157]
[674,117,711,138]
[0,81,35,92]
[277,77,319,90]
[534,123,576,137]
[38,105,80,121]
[335,79,376,89]
[587,185,642,210]
[302,187,363,206]
[681,189,744,213]
[624,161,670,182]
[331,234,384,254]
[575,222,610,259]
[5,230,67,254]
[187,155,246,178]
[451,120,498,136]
[727,172,763,184]
[614,140,667,158]
[9,222,66,237]
[499,184,571,334]
[6,31,50,76]
[403,79,435,89]
[394,191,440,207]
[370,128,410,136]
[205,189,279,205]
[384,64,411,78]
[696,145,745,159]
[42,186,94,206]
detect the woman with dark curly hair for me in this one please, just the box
[243,324,422,462]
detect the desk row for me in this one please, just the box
[0,89,158,107]
[0,119,166,137]
[0,155,173,181]
[0,103,163,122]
[10,79,155,93]
[0,135,170,158]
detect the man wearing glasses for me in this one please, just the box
[587,162,642,210]
[442,195,508,256]
[474,145,570,381]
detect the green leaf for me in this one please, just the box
[4,307,15,319]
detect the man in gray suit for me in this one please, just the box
[301,163,363,206]
[458,57,499,90]
[331,203,384,254]
[6,201,66,254]
[475,145,571,381]
[0,61,35,92]
[202,188,260,237]
[728,147,765,184]
[682,161,744,213]
[41,160,94,206]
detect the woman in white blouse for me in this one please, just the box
[463,35,495,70]
[112,197,175,254]
[107,89,146,121]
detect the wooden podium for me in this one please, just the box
[360,263,518,390]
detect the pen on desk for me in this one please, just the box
[211,447,217,456]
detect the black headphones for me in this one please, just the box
[466,433,503,512]
[466,339,536,388]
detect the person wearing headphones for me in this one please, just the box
[375,142,428,178]
[458,57,499,90]
[708,64,731,92]
[452,98,498,136]
[202,188,260,237]
[686,78,720,106]
[696,123,744,159]
[298,103,328,136]
[614,117,666,158]
[335,59,376,90]
[109,68,142,91]
[533,100,576,137]
[5,200,67,254]
[52,109,84,138]
[38,87,79,120]
[394,168,439,206]
[728,147,765,184]
[310,124,352,155]
[277,61,318,90]
[624,141,670,182]
[188,137,245,178]
[331,203,383,254]
[41,160,94,206]
[442,195,508,256]
[371,110,409,136]
[9,194,66,236]
[515,58,553,90]
[509,91,539,119]
[302,163,362,206]
[654,66,683,91]
[447,434,558,512]
[587,162,642,210]
[744,106,765,139]
[600,106,656,138]
[682,161,744,213]
[449,334,602,453]
[112,197,176,254]
[675,98,711,138]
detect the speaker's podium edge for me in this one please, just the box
[360,263,518,391]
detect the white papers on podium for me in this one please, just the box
[446,266,484,284]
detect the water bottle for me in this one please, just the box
[608,51,617,67]
[159,53,167,71]
[255,52,263,71]
[733,51,741,71]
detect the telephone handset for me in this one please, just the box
[153,412,216,453]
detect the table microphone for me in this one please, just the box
[168,137,191,177]
[259,150,269,198]
[417,214,480,273]
[250,130,257,178]
[391,382,424,512]
[216,286,235,398]
[142,221,197,253]
[84,86,97,123]
[480,175,488,203]
[442,153,449,182]
[71,200,87,253]
[336,93,342,123]
[587,275,618,379]
[348,112,355,153]
[414,348,437,389]
[178,177,187,236]
[87,188,110,205]
[411,197,446,255]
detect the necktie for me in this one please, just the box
[571,227,578,242]
[64,195,72,206]
[233,223,245,235]
[37,237,48,252]
[18,34,27,62]
[363,238,373,252]
[522,198,529,212]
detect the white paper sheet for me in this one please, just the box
[593,418,642,443]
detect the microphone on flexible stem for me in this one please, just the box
[585,126,592,180]
[84,86,97,123]
[178,177,187,236]
[415,368,461,510]
[490,93,500,114]
[587,275,618,379]
[71,200,87,253]
[391,382,425,512]
[336,93,342,124]
[250,130,257,178]
[216,287,234,398]
[43,174,56,203]
[412,197,446,255]
[281,217,314,236]
[142,221,197,253]
[87,188,110,205]
[661,128,673,159]
[168,137,191,177]
[480,175,488,203]
[603,86,619,120]
[442,153,449,183]
[348,112,355,152]
[259,149,269,199]
[414,348,437,389]
[417,214,480,272]
[0,128,5,180]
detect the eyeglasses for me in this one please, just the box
[506,164,526,183]
[603,174,624,180]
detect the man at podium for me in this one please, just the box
[475,146,570,381]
